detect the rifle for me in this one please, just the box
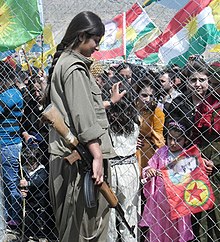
[42,104,135,238]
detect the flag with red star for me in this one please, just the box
[161,145,215,220]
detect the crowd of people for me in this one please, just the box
[0,11,219,242]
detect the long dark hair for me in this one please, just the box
[135,70,159,108]
[115,62,132,75]
[59,11,104,51]
[106,76,139,136]
[44,11,105,107]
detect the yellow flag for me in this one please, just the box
[22,24,55,52]
[18,24,56,72]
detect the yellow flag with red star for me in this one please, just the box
[161,145,215,220]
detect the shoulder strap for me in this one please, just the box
[63,61,90,84]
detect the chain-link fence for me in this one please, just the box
[0,0,220,241]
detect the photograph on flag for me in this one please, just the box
[162,145,215,220]
[167,156,198,177]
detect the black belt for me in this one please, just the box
[111,154,135,160]
[110,154,136,166]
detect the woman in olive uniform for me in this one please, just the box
[47,12,115,242]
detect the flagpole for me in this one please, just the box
[40,34,44,70]
[19,152,26,242]
[122,11,126,62]
[22,48,33,76]
[38,0,44,70]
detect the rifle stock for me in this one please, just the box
[42,104,136,238]
[42,104,79,148]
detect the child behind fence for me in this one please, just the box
[19,146,57,241]
[105,76,140,241]
[139,115,194,242]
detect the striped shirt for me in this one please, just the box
[0,87,23,146]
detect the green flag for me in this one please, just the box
[0,0,43,52]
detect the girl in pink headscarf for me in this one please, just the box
[139,118,194,242]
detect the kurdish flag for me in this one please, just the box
[126,2,161,61]
[93,2,160,61]
[136,0,220,67]
[161,145,215,220]
[0,0,43,52]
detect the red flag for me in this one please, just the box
[161,145,215,220]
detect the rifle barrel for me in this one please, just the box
[115,204,136,238]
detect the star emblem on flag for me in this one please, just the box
[184,180,210,207]
[185,15,198,40]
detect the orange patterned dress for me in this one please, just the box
[136,107,165,176]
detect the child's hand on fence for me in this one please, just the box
[110,81,126,104]
[144,168,162,178]
[141,167,162,184]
